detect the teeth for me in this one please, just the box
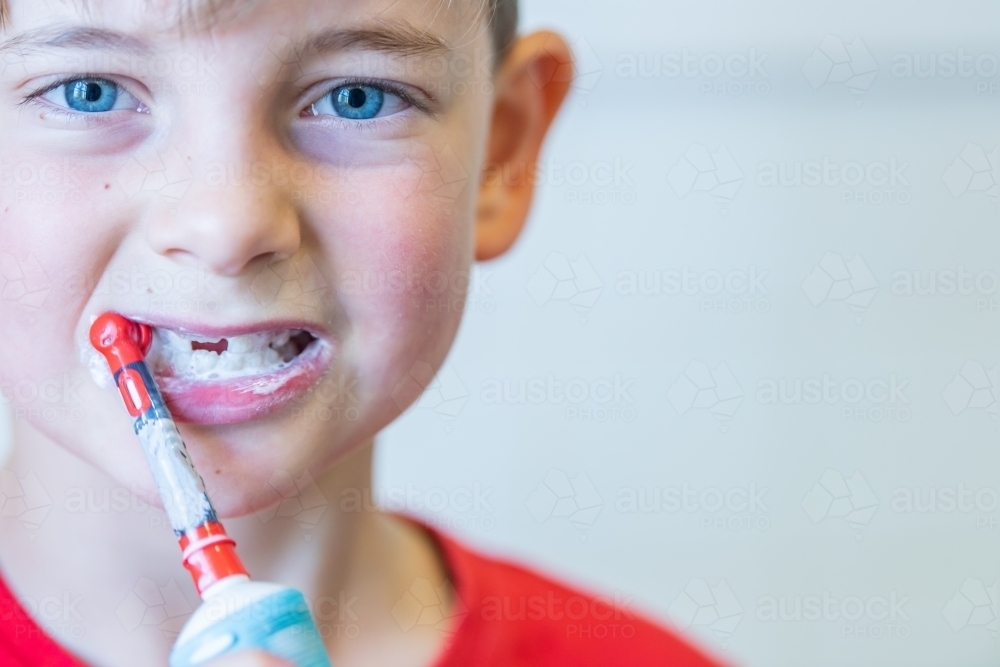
[190,349,219,375]
[162,329,193,352]
[148,327,310,381]
[271,330,292,348]
[227,335,263,354]
[216,350,246,373]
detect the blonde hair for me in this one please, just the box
[0,0,519,59]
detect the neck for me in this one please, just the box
[0,416,451,667]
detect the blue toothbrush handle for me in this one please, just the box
[170,589,332,667]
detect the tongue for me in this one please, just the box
[192,339,229,354]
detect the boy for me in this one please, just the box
[0,0,723,664]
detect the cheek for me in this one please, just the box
[308,147,476,386]
[0,152,129,398]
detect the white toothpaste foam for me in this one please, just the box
[148,329,295,382]
[80,321,315,391]
[86,351,116,389]
[138,416,213,532]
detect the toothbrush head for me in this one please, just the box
[90,313,153,375]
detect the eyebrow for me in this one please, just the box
[0,25,152,56]
[0,21,451,60]
[300,22,451,59]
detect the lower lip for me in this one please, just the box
[154,341,332,425]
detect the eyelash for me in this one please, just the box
[17,74,126,126]
[312,76,433,116]
[18,74,434,124]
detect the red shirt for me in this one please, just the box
[0,528,724,666]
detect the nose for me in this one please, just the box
[146,141,302,277]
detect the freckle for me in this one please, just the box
[104,183,111,190]
[214,469,222,475]
[147,287,152,293]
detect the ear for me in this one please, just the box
[475,31,574,261]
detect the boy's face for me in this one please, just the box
[0,0,496,512]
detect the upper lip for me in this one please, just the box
[119,314,328,340]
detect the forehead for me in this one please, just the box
[6,0,490,42]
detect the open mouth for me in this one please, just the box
[148,328,320,381]
[151,324,331,424]
[83,316,334,424]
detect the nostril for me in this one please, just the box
[191,339,229,354]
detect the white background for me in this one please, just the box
[3,2,1000,665]
[375,1,1000,666]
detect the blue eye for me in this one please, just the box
[330,85,384,119]
[35,77,144,115]
[307,82,411,121]
[64,79,119,113]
